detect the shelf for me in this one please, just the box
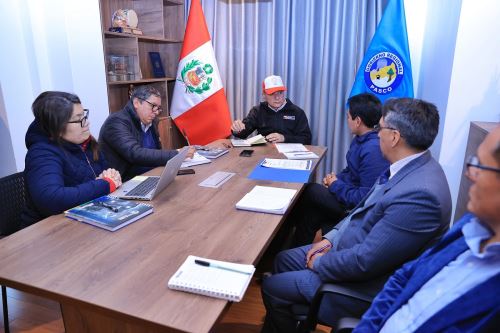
[164,0,184,5]
[104,31,182,43]
[107,77,176,86]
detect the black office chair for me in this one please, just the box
[0,171,27,333]
[292,281,378,333]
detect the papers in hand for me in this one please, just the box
[181,152,211,168]
[231,134,267,147]
[236,185,298,215]
[261,158,312,171]
[168,255,255,302]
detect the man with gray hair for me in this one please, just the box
[261,98,452,332]
[99,85,194,181]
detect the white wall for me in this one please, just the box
[438,0,500,214]
[0,0,108,176]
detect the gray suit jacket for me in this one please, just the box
[316,151,452,283]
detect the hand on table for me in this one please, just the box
[265,132,285,143]
[98,168,122,188]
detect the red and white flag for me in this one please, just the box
[170,0,231,145]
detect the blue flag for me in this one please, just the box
[349,0,413,103]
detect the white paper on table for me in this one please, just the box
[261,158,312,171]
[274,143,308,153]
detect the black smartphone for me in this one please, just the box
[177,169,195,175]
[239,149,254,157]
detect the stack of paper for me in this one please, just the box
[231,134,267,147]
[274,143,319,159]
[274,143,308,153]
[168,255,255,302]
[283,151,319,159]
[181,152,211,168]
[236,185,297,214]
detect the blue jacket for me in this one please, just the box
[316,152,452,283]
[22,120,111,227]
[354,213,499,333]
[329,131,388,208]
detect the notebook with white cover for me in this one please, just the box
[236,185,297,214]
[168,255,255,302]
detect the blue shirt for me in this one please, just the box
[380,217,500,333]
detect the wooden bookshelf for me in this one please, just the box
[98,0,186,149]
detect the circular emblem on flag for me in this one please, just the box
[364,52,404,95]
[179,59,214,94]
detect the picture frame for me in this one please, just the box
[149,52,166,78]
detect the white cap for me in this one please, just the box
[262,75,286,94]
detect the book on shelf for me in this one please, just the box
[195,147,229,159]
[231,134,267,147]
[236,185,297,215]
[65,195,153,231]
[181,152,211,168]
[148,52,165,78]
[168,255,255,302]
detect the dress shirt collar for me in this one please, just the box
[462,217,500,258]
[141,122,152,133]
[389,150,426,179]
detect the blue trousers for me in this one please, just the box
[261,245,370,333]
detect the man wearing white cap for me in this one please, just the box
[231,75,312,144]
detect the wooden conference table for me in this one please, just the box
[0,141,325,333]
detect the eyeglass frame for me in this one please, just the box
[67,109,89,128]
[138,98,163,113]
[373,123,399,133]
[466,155,500,176]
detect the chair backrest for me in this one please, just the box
[0,172,26,236]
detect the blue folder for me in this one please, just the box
[248,160,312,183]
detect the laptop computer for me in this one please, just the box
[114,147,189,200]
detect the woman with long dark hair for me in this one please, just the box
[22,91,122,226]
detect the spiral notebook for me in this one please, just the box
[168,255,255,302]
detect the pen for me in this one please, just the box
[194,259,251,275]
[305,243,331,267]
[98,201,119,213]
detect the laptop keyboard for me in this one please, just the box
[127,177,159,196]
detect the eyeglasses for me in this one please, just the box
[374,124,399,133]
[67,109,89,127]
[466,155,500,178]
[139,98,162,113]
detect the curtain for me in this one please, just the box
[187,0,386,176]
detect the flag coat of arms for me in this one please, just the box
[170,0,231,145]
[349,0,413,103]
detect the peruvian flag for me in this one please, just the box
[170,0,231,145]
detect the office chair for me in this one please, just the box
[292,281,377,333]
[0,171,27,333]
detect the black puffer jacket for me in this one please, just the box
[99,101,178,181]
